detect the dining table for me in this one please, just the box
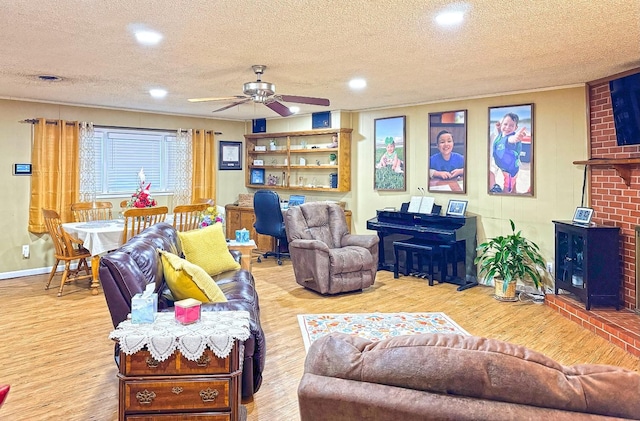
[63,215,176,295]
[62,219,126,295]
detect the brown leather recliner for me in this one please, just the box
[284,202,379,295]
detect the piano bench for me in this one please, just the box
[393,240,437,286]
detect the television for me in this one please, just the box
[609,72,640,146]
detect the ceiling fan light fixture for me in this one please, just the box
[244,81,276,98]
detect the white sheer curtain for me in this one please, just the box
[78,121,96,202]
[173,128,193,206]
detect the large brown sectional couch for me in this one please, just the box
[99,222,265,399]
[299,333,640,420]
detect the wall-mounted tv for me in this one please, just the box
[609,72,640,146]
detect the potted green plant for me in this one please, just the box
[474,219,547,301]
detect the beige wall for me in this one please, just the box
[0,99,246,276]
[2,87,588,278]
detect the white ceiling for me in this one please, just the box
[1,0,639,121]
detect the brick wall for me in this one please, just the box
[588,81,639,309]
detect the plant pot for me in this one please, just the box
[494,279,517,302]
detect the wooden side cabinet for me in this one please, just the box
[226,204,352,254]
[118,341,242,420]
[553,220,620,310]
[225,204,274,253]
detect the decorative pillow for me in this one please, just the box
[178,223,240,276]
[158,249,227,303]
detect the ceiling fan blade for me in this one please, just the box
[188,95,247,103]
[212,98,253,113]
[279,94,330,106]
[266,101,294,117]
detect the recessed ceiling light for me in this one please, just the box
[135,30,163,45]
[349,78,367,90]
[289,106,300,114]
[149,89,167,98]
[435,11,464,26]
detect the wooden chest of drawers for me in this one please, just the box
[118,342,242,421]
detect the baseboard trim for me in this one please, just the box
[0,263,86,280]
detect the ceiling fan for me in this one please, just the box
[188,65,330,117]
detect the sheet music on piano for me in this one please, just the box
[407,196,434,214]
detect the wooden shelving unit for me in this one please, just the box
[245,128,352,192]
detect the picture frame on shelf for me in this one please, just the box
[572,207,593,225]
[428,110,467,194]
[488,103,534,196]
[219,141,242,170]
[446,199,468,217]
[374,115,406,191]
[250,168,265,185]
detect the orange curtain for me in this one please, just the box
[28,118,80,233]
[191,129,216,202]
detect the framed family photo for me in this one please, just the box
[219,141,242,170]
[428,110,467,194]
[488,103,534,196]
[446,199,468,217]
[374,116,406,191]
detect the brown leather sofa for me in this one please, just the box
[299,333,640,420]
[99,222,265,399]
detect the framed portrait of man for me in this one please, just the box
[488,104,534,196]
[428,110,467,194]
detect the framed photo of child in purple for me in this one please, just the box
[428,110,467,194]
[488,104,534,196]
[374,116,406,191]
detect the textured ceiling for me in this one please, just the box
[1,0,639,121]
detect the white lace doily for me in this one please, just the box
[109,311,251,362]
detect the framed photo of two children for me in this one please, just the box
[488,104,534,196]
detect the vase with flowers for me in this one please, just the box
[126,168,158,208]
[200,206,224,228]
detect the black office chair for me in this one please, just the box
[253,190,289,265]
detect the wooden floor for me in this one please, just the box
[1,259,639,420]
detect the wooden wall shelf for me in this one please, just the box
[573,158,640,186]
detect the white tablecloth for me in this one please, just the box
[109,311,251,361]
[63,220,124,256]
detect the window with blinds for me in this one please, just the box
[93,127,178,194]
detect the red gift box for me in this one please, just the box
[174,298,202,325]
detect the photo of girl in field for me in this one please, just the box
[374,116,406,191]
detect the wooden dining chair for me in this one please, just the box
[42,208,93,297]
[173,203,207,232]
[122,206,169,243]
[71,201,113,222]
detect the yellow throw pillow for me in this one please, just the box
[159,249,227,303]
[178,223,240,276]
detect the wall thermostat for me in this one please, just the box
[13,163,32,175]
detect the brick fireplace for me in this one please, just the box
[546,71,640,356]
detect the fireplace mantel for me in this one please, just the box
[573,158,640,186]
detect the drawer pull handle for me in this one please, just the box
[199,387,219,402]
[196,354,211,367]
[172,386,184,394]
[135,389,156,405]
[145,356,160,368]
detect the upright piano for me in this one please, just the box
[367,210,477,290]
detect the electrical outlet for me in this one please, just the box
[22,245,30,259]
[546,261,553,273]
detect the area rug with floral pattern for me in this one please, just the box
[297,312,469,351]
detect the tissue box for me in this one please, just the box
[175,298,202,325]
[235,229,250,243]
[131,292,158,324]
